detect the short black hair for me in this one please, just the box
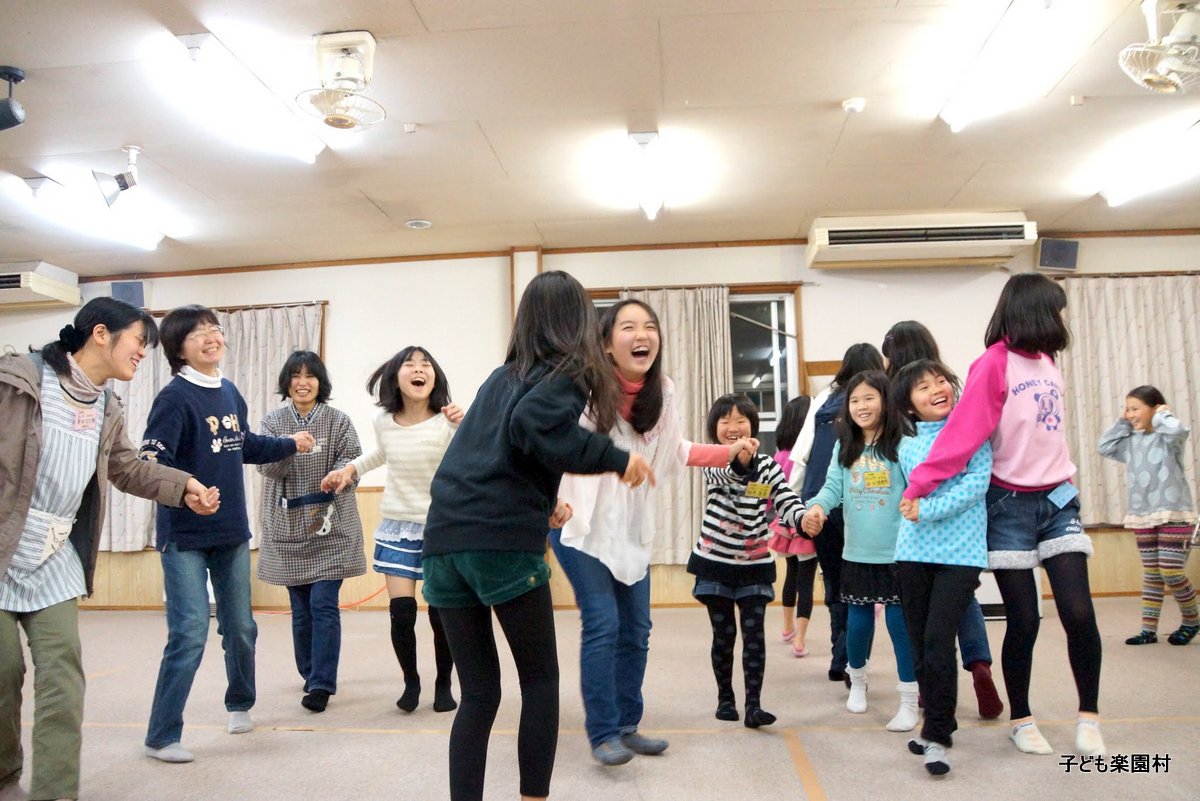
[159,305,220,375]
[706,393,760,442]
[984,273,1070,356]
[1127,385,1167,408]
[367,345,451,415]
[775,395,812,451]
[277,350,332,404]
[890,358,961,427]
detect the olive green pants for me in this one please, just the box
[0,598,84,801]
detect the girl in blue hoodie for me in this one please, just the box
[893,359,992,776]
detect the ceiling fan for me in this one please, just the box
[295,31,386,130]
[1119,0,1200,93]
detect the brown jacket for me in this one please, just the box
[0,352,192,595]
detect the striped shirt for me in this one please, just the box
[0,365,103,612]
[352,411,455,526]
[688,453,806,586]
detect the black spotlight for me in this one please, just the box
[0,66,26,131]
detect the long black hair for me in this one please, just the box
[984,273,1070,356]
[882,320,939,379]
[367,346,451,415]
[599,299,664,434]
[507,271,619,432]
[775,395,811,451]
[831,343,884,390]
[36,297,158,377]
[836,370,901,467]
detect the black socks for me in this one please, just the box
[390,597,421,712]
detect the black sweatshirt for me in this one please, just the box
[423,365,630,556]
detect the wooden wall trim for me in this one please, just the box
[1042,228,1200,239]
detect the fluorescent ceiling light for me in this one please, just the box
[5,172,165,250]
[578,127,719,218]
[1091,114,1200,207]
[938,0,1127,133]
[141,31,326,163]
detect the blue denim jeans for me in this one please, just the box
[287,579,343,694]
[145,541,258,748]
[549,529,652,748]
[957,596,992,668]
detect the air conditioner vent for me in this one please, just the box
[0,262,81,311]
[827,225,1031,246]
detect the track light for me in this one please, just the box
[93,146,142,207]
[0,66,25,132]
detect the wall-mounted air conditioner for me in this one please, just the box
[805,212,1038,269]
[0,262,81,310]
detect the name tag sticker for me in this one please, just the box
[744,482,772,499]
[863,470,891,489]
[1047,481,1079,509]
[73,408,98,432]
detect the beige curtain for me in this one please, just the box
[620,286,733,565]
[102,303,325,551]
[1059,275,1200,525]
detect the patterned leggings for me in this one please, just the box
[700,595,769,710]
[1135,525,1198,632]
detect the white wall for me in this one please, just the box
[2,235,1197,485]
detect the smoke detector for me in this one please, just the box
[295,31,386,130]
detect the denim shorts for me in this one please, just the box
[692,579,775,602]
[985,483,1093,570]
[421,551,550,608]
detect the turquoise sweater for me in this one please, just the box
[808,442,905,564]
[896,420,991,568]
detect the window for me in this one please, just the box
[730,294,800,453]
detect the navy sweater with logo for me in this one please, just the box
[141,375,296,550]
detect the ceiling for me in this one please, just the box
[2,0,1199,278]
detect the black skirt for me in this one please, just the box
[839,560,901,605]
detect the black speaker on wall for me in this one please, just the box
[111,280,145,308]
[1036,238,1079,272]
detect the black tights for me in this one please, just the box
[701,595,769,709]
[780,556,817,618]
[993,552,1101,719]
[435,583,559,801]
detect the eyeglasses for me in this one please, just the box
[185,325,224,342]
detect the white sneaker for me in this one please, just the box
[228,711,254,734]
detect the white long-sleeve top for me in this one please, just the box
[351,410,454,524]
[558,376,728,585]
[787,386,832,495]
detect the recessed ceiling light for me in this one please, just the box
[841,97,866,113]
[405,218,432,230]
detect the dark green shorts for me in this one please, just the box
[421,551,550,608]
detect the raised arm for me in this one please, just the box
[1097,417,1133,463]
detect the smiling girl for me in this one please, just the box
[322,346,463,714]
[689,393,804,729]
[801,370,917,732]
[554,300,753,764]
[893,359,993,776]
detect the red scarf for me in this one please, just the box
[616,372,644,423]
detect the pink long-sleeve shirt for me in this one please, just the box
[904,340,1076,500]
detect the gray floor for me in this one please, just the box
[12,596,1200,800]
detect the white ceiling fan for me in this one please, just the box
[1120,0,1200,93]
[295,31,386,130]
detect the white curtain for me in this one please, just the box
[102,303,325,551]
[620,287,733,565]
[1059,275,1200,525]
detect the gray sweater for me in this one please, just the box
[1098,410,1196,528]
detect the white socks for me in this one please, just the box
[886,681,920,732]
[145,743,195,763]
[228,711,254,734]
[1010,720,1054,755]
[1075,718,1105,756]
[846,666,868,713]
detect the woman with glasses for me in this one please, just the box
[140,306,314,764]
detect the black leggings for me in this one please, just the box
[780,556,817,618]
[993,552,1101,719]
[700,595,770,709]
[435,583,559,801]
